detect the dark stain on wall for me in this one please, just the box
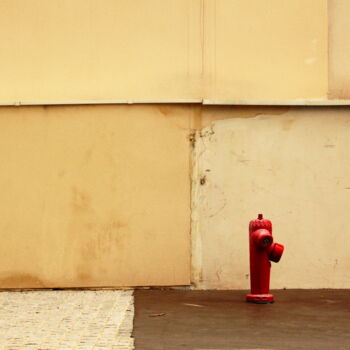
[0,273,46,289]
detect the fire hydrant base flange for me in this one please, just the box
[246,293,274,304]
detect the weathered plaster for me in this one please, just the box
[192,107,350,289]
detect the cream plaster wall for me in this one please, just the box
[0,105,192,288]
[192,107,350,289]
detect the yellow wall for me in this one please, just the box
[0,0,202,103]
[0,0,332,104]
[0,105,192,288]
[192,107,350,289]
[203,0,328,102]
[0,2,349,289]
[329,0,350,99]
[0,105,349,289]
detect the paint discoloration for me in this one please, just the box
[282,118,296,131]
[200,106,290,128]
[77,219,129,283]
[0,273,46,289]
[71,187,92,213]
[158,105,172,117]
[83,147,94,164]
[188,131,196,148]
[80,220,126,250]
[76,270,91,282]
[189,106,291,130]
[58,170,66,178]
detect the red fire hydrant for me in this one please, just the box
[246,214,284,304]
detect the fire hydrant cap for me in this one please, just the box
[253,229,273,248]
[249,214,272,233]
[269,243,284,263]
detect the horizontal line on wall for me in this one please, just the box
[202,99,350,106]
[0,99,203,106]
[1,99,350,106]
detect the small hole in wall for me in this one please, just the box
[200,176,206,185]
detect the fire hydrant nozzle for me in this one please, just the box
[246,214,284,304]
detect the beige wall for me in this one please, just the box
[329,0,350,99]
[0,0,202,103]
[0,105,349,289]
[0,105,192,288]
[0,1,350,289]
[192,107,350,289]
[204,0,328,102]
[0,0,337,104]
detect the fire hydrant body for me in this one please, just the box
[246,214,284,303]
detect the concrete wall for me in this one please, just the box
[192,107,350,289]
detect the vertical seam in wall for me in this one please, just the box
[200,0,205,78]
[190,126,203,288]
[189,106,197,286]
[327,0,330,99]
[202,0,216,100]
[187,0,190,78]
[214,0,217,96]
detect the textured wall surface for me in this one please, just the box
[192,107,350,289]
[0,105,191,288]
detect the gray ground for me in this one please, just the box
[133,289,350,350]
